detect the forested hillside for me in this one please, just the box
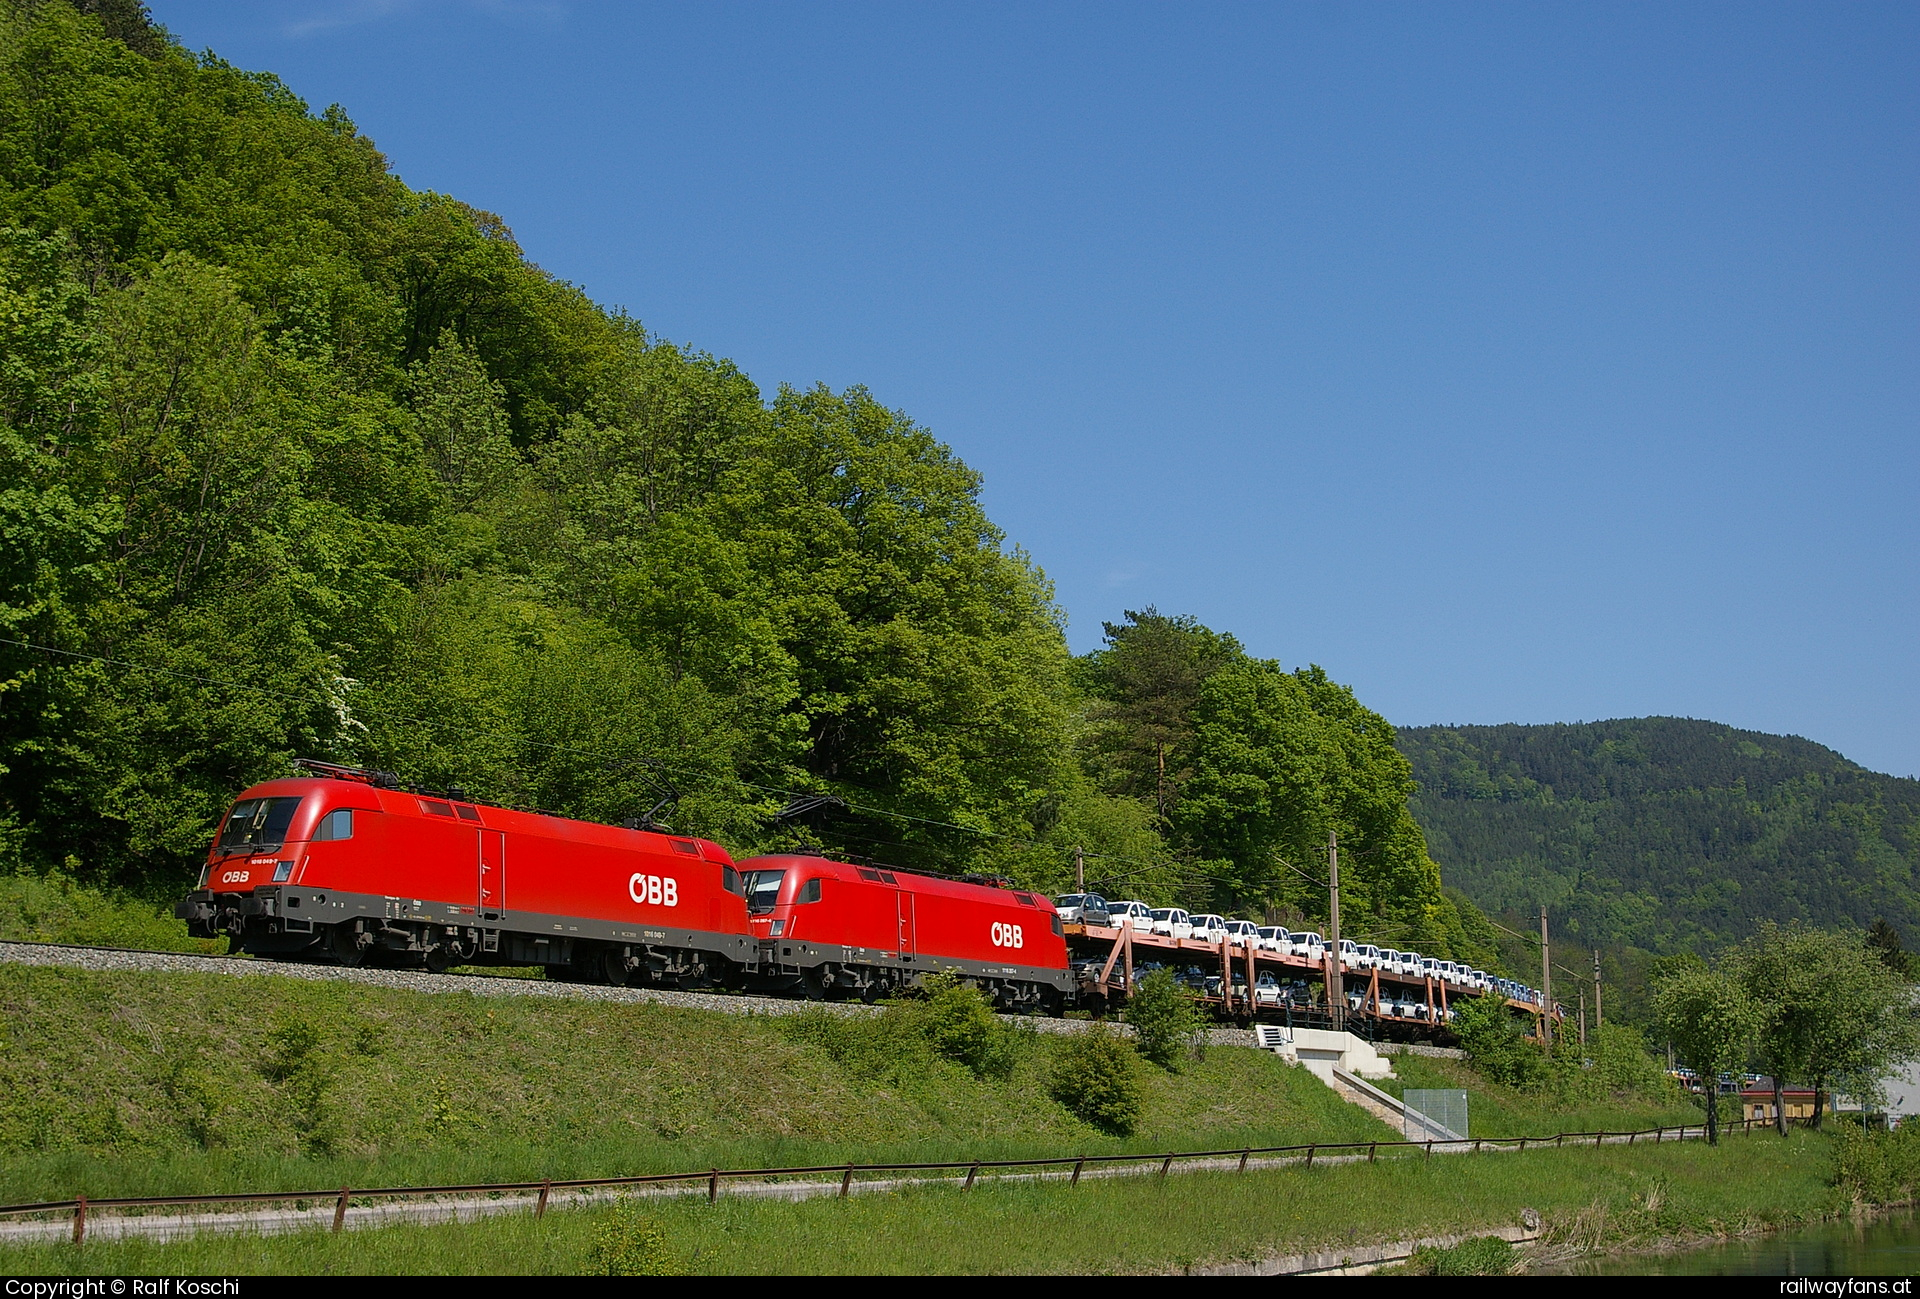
[1399,717,1920,956]
[0,3,1494,963]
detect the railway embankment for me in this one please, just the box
[0,947,1835,1275]
[0,957,1381,1206]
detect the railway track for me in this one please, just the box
[0,939,1255,1041]
[0,938,879,1020]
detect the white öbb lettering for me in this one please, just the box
[627,874,679,907]
[220,870,250,885]
[990,922,1024,949]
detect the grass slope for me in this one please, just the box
[1376,1052,1702,1137]
[0,1129,1841,1275]
[0,964,1388,1203]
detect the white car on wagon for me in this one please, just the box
[1189,913,1230,944]
[1149,908,1194,941]
[1223,919,1262,948]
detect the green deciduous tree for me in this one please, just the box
[409,329,520,510]
[0,2,1500,945]
[1732,922,1829,1136]
[1732,923,1919,1131]
[1653,965,1758,1144]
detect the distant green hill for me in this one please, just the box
[1396,718,1920,956]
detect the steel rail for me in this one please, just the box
[4,1119,1752,1231]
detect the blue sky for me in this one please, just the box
[152,1,1919,776]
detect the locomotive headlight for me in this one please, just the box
[273,860,295,882]
[769,920,785,936]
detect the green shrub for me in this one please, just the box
[1048,1023,1141,1136]
[1832,1124,1920,1205]
[919,974,1018,1080]
[1124,969,1205,1072]
[1577,1023,1680,1101]
[1452,994,1548,1090]
[1393,1235,1518,1275]
[779,978,1023,1082]
[588,1204,683,1276]
[0,870,223,953]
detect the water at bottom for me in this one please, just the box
[1550,1208,1920,1275]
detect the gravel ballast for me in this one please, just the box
[0,940,1260,1042]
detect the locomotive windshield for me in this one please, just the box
[215,797,304,854]
[741,869,786,915]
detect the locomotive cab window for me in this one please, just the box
[216,797,303,854]
[742,869,786,914]
[797,877,822,904]
[311,809,354,842]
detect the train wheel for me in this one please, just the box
[799,966,829,1001]
[324,924,366,967]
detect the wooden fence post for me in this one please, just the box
[333,1188,349,1233]
[535,1180,551,1218]
[72,1196,85,1246]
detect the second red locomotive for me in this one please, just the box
[734,854,1073,1012]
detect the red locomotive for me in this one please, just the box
[734,854,1073,1012]
[178,762,755,986]
[178,762,1075,1010]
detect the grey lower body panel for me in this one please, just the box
[754,937,1075,994]
[176,887,756,966]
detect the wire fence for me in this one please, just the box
[9,1117,1773,1245]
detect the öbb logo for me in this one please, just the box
[628,874,679,907]
[991,922,1023,949]
[220,870,249,885]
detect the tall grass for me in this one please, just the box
[0,871,223,953]
[0,1130,1840,1275]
